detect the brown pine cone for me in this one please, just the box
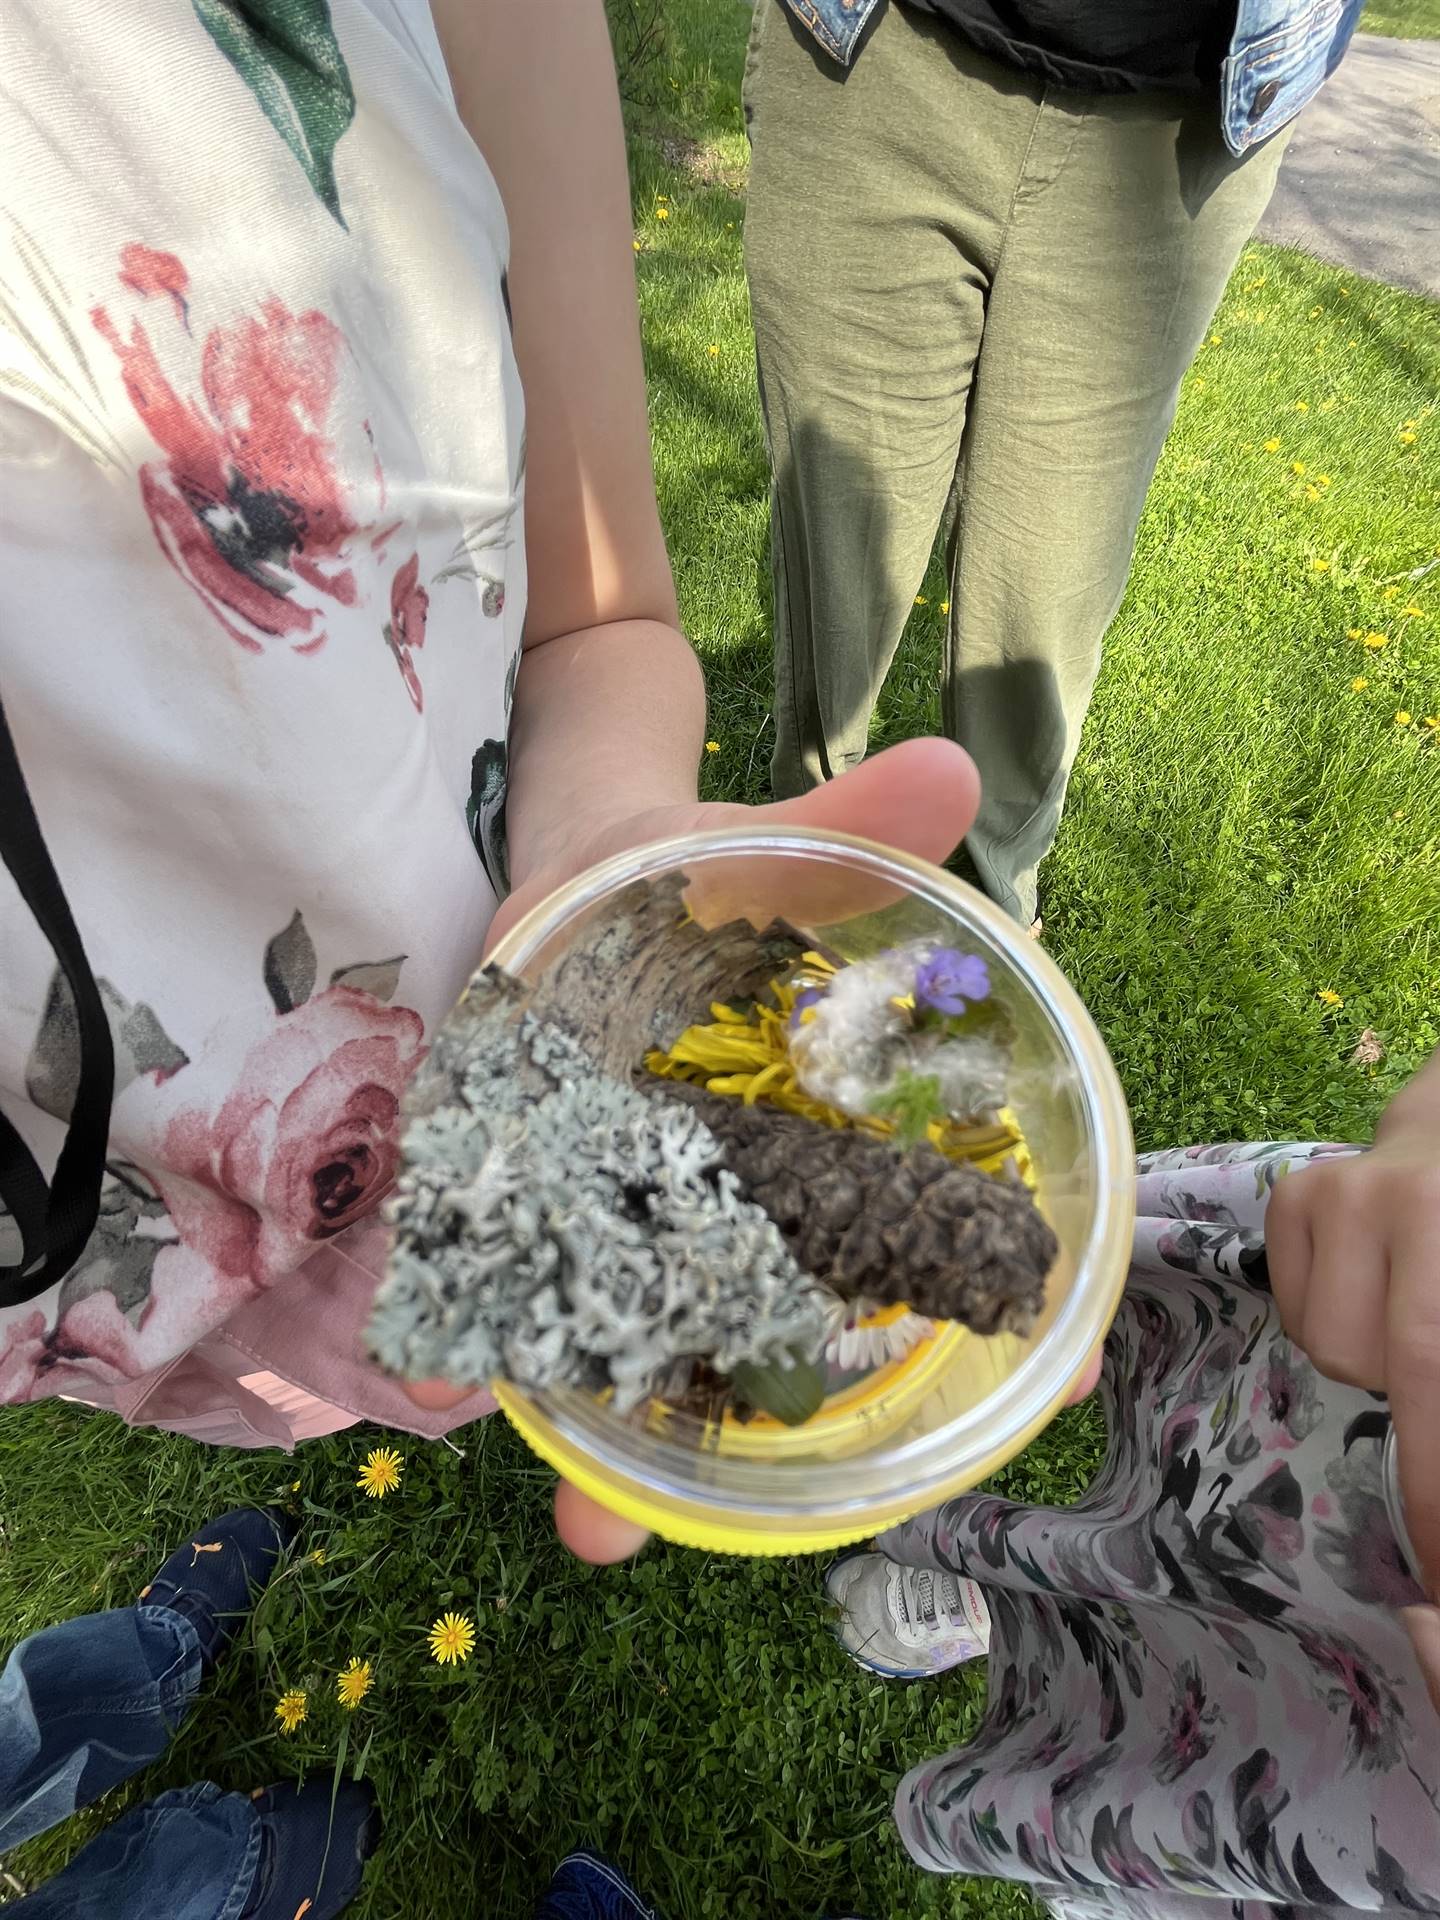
[647,1081,1057,1335]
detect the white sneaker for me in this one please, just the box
[825,1551,990,1678]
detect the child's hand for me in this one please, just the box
[1267,1049,1440,1708]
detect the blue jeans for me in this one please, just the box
[0,1606,261,1919]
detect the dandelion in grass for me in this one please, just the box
[429,1613,476,1666]
[1348,628,1364,639]
[1363,633,1389,651]
[1403,606,1424,619]
[939,601,950,615]
[1311,559,1330,572]
[1318,990,1344,1009]
[1316,474,1332,487]
[1291,461,1306,476]
[275,1689,308,1735]
[655,206,670,221]
[1264,438,1282,453]
[914,594,928,606]
[309,1548,327,1567]
[705,740,720,754]
[336,1659,374,1710]
[1400,431,1417,445]
[1305,485,1321,501]
[1352,677,1369,692]
[1209,333,1222,346]
[1384,586,1401,601]
[707,344,720,356]
[1396,711,1413,727]
[1424,716,1440,732]
[357,1446,403,1499]
[632,239,641,252]
[1294,401,1309,413]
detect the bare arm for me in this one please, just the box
[431,0,706,888]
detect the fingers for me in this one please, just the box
[1402,1607,1440,1717]
[554,1478,652,1563]
[1387,1218,1440,1601]
[766,739,982,870]
[1267,1164,1388,1389]
[400,1378,475,1412]
[1066,1343,1103,1404]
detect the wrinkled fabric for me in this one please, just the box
[881,1143,1440,1915]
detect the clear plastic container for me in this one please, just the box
[485,826,1134,1555]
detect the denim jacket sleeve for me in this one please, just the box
[776,0,884,66]
[775,0,1362,153]
[1221,0,1363,154]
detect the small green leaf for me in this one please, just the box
[731,1357,827,1427]
[868,1069,945,1148]
[193,0,357,225]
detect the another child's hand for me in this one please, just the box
[1268,1049,1440,1707]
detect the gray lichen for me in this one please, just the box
[372,1008,829,1410]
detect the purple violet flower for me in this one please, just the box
[789,986,825,1029]
[913,949,991,1017]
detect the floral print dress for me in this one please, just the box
[0,0,524,1444]
[882,1144,1440,1917]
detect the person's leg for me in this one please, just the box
[744,4,1035,797]
[0,1608,200,1856]
[7,1777,377,1920]
[944,99,1290,924]
[0,1507,292,1854]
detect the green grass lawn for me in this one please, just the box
[2,8,1439,1919]
[1362,0,1440,37]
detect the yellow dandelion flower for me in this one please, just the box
[357,1446,403,1499]
[1400,431,1417,445]
[1316,474,1332,486]
[655,206,670,221]
[290,1479,301,1493]
[1424,716,1440,731]
[914,594,928,606]
[274,1689,308,1735]
[1192,376,1207,390]
[706,344,720,356]
[1404,420,1417,431]
[1294,401,1309,413]
[1393,808,1407,820]
[939,600,950,615]
[309,1548,327,1567]
[1396,710,1413,727]
[1263,438,1282,452]
[1291,461,1306,475]
[1363,632,1389,650]
[1305,485,1321,501]
[336,1659,374,1710]
[632,239,641,252]
[704,740,720,753]
[1311,559,1330,571]
[1403,605,1424,618]
[1317,989,1344,1009]
[1208,333,1222,345]
[1351,676,1368,691]
[429,1612,476,1666]
[1348,627,1364,638]
[1384,585,1401,600]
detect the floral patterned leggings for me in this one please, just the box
[879,1144,1440,1918]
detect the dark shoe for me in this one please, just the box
[140,1506,296,1671]
[536,1851,661,1919]
[240,1779,378,1920]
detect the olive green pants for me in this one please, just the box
[743,0,1289,922]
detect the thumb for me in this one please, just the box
[758,739,980,869]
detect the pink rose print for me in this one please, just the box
[92,244,375,654]
[157,984,424,1288]
[0,1312,48,1402]
[384,553,430,710]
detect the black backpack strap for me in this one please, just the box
[0,689,114,1306]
